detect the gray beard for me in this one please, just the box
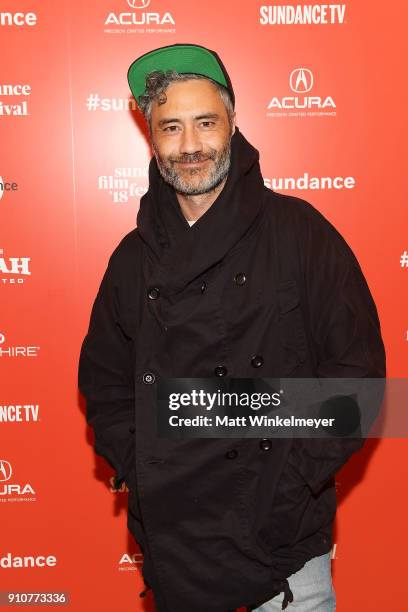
[153,140,231,196]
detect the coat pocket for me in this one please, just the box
[276,279,308,375]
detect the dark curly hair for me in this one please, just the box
[137,69,234,133]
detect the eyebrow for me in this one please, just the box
[157,113,220,127]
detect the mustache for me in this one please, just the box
[169,152,217,164]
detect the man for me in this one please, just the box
[78,44,386,611]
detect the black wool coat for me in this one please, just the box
[78,127,386,612]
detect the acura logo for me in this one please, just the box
[289,68,313,93]
[0,460,12,482]
[127,0,151,8]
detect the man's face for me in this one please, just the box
[150,79,236,195]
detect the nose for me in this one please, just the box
[179,124,203,156]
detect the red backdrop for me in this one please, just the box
[1,1,407,609]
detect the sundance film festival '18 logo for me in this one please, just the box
[267,67,336,118]
[104,0,176,34]
[98,166,148,203]
[0,248,31,284]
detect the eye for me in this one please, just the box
[200,121,215,128]
[163,125,179,132]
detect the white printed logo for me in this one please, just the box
[0,248,31,284]
[0,553,56,568]
[118,552,143,571]
[0,12,37,27]
[0,404,40,423]
[264,173,356,191]
[104,0,176,34]
[98,167,148,203]
[267,67,336,118]
[0,84,31,116]
[289,68,313,93]
[127,0,151,8]
[259,4,346,25]
[0,460,12,482]
[0,333,40,358]
[0,460,36,500]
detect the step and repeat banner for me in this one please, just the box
[1,1,407,610]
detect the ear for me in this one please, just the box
[231,111,236,135]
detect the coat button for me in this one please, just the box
[225,449,238,459]
[259,438,272,451]
[148,287,160,300]
[201,281,206,293]
[234,272,246,285]
[142,372,156,384]
[214,365,228,377]
[129,425,136,434]
[251,355,264,368]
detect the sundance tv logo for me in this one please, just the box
[0,403,40,422]
[267,67,336,117]
[0,459,36,502]
[104,0,176,34]
[259,4,346,25]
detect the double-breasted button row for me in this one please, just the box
[150,274,247,297]
[202,274,245,291]
[225,441,272,458]
[213,356,263,376]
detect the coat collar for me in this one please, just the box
[136,126,266,298]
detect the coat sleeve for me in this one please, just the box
[287,203,386,495]
[78,253,136,489]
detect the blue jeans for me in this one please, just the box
[252,552,336,611]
